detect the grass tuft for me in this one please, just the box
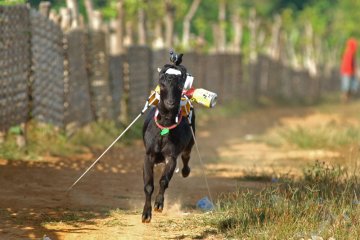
[203,161,360,239]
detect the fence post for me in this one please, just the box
[39,1,51,18]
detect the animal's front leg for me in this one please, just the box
[154,157,177,212]
[142,154,155,223]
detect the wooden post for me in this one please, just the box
[39,1,51,18]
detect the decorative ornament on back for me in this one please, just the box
[147,50,218,114]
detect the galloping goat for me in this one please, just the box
[141,57,195,223]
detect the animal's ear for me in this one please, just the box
[157,68,161,73]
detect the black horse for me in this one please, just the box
[141,62,195,223]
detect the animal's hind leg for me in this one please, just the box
[181,140,194,178]
[154,157,177,212]
[142,154,155,223]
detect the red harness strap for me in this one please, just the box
[154,109,183,130]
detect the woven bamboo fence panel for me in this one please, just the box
[86,30,113,120]
[0,6,30,131]
[203,54,225,102]
[184,52,206,88]
[109,54,125,122]
[223,54,242,101]
[30,9,65,127]
[64,29,93,129]
[128,46,152,118]
[151,49,168,89]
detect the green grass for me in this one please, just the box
[0,122,77,160]
[40,210,98,227]
[0,120,143,161]
[203,161,360,239]
[264,123,360,149]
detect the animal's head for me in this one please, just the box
[158,64,187,112]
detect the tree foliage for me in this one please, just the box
[27,0,360,56]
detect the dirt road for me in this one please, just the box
[0,104,353,239]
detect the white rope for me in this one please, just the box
[188,118,214,207]
[67,98,156,192]
[182,95,214,206]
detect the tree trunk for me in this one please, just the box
[218,0,226,53]
[152,21,165,49]
[113,0,125,54]
[49,9,61,25]
[124,21,134,46]
[284,31,299,69]
[137,1,147,45]
[182,0,201,49]
[212,23,220,53]
[304,22,317,76]
[248,8,259,62]
[231,12,242,53]
[164,0,175,48]
[66,0,79,28]
[60,8,72,31]
[268,14,281,60]
[84,0,95,29]
[92,10,103,31]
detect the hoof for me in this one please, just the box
[142,207,152,223]
[154,195,164,212]
[182,166,191,178]
[142,213,152,223]
[154,203,163,212]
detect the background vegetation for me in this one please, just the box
[21,0,360,55]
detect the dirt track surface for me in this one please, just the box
[0,105,352,239]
